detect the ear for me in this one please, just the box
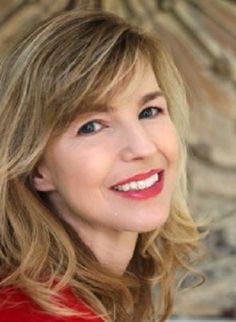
[32,162,55,192]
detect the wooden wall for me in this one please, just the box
[0,0,236,318]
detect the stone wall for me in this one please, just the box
[0,0,235,319]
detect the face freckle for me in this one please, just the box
[34,62,179,240]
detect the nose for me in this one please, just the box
[120,124,157,162]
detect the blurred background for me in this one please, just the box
[0,0,235,320]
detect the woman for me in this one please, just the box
[0,9,202,322]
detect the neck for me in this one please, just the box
[78,225,138,274]
[61,212,138,274]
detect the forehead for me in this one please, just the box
[110,62,160,107]
[64,57,164,127]
[52,59,165,137]
[97,61,163,114]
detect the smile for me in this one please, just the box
[110,169,164,200]
[113,173,159,192]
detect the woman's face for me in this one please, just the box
[34,63,179,235]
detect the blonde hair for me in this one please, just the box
[0,10,202,322]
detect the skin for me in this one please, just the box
[33,62,179,273]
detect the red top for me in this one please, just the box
[0,287,104,322]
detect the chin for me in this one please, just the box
[128,206,170,233]
[125,215,169,233]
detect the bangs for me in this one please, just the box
[47,30,151,135]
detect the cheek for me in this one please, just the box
[154,121,180,165]
[63,144,116,190]
[167,126,180,164]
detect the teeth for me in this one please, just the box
[122,184,129,191]
[114,173,159,192]
[137,181,146,189]
[130,182,138,190]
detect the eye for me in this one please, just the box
[139,106,163,119]
[77,120,104,135]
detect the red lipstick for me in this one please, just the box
[111,169,162,187]
[110,169,164,200]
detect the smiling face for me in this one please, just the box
[33,62,179,237]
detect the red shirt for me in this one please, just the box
[0,287,104,322]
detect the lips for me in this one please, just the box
[110,168,163,188]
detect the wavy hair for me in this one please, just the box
[0,10,203,322]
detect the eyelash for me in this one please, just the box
[77,106,163,135]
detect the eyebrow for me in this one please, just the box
[105,90,165,112]
[139,91,165,106]
[77,90,165,117]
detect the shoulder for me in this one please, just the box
[0,287,104,322]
